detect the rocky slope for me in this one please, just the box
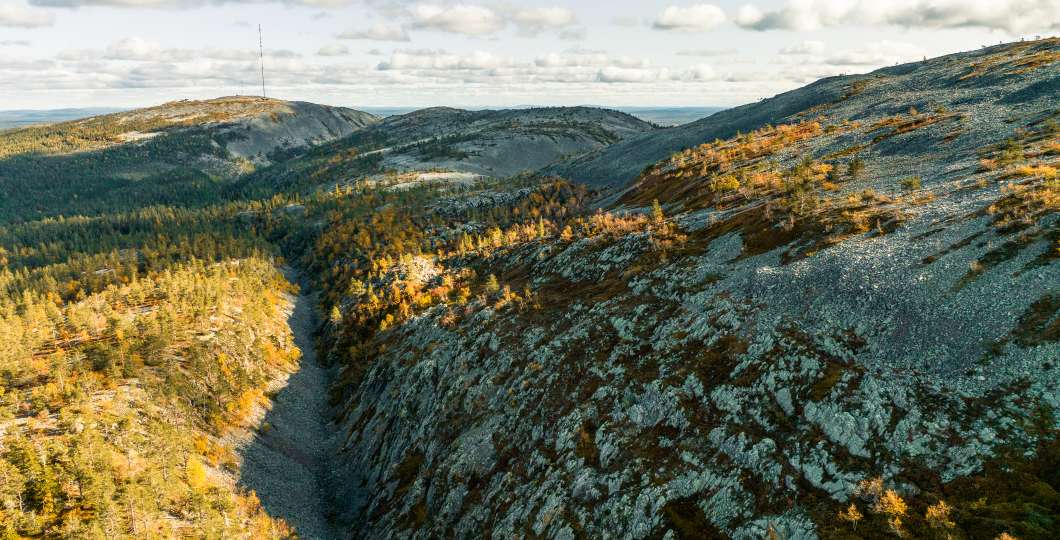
[551,39,1059,191]
[307,38,1059,539]
[233,106,655,196]
[371,106,654,177]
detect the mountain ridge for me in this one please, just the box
[550,39,1060,191]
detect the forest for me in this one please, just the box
[0,106,612,537]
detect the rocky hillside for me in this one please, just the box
[552,39,1060,191]
[285,38,1060,539]
[371,106,653,177]
[231,106,654,197]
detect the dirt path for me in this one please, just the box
[239,285,338,539]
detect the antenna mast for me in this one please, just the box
[258,24,267,99]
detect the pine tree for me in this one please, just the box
[651,199,665,225]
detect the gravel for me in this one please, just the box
[238,285,340,540]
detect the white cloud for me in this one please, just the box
[677,47,738,56]
[512,7,576,35]
[338,23,410,42]
[779,40,826,55]
[559,27,586,40]
[534,52,648,69]
[30,0,356,7]
[62,38,300,63]
[653,4,726,32]
[683,64,717,80]
[822,40,923,66]
[377,49,512,70]
[0,2,54,27]
[597,66,668,83]
[736,0,1060,33]
[411,4,504,36]
[104,37,164,60]
[317,44,349,56]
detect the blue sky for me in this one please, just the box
[1,0,1058,109]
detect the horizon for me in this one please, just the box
[2,1,1058,110]
[0,101,729,129]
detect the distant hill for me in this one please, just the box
[358,106,726,127]
[0,107,126,129]
[0,96,378,220]
[617,106,726,126]
[232,105,654,196]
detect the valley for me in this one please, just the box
[0,37,1057,540]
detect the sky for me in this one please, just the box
[0,0,1058,110]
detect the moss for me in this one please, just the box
[656,495,728,539]
[1011,294,1060,347]
[393,451,425,497]
[809,361,846,401]
[574,421,600,468]
[870,113,955,144]
[689,334,748,388]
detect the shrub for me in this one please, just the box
[485,274,500,294]
[900,176,922,191]
[925,500,955,529]
[1014,164,1057,179]
[838,503,863,530]
[848,158,865,180]
[709,175,741,193]
[651,199,665,224]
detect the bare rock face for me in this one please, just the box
[219,100,379,164]
[354,106,655,178]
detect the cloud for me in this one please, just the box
[736,0,1060,33]
[594,64,717,83]
[511,7,576,35]
[779,40,826,55]
[597,66,668,83]
[534,52,648,69]
[822,40,923,66]
[653,4,726,32]
[377,49,513,70]
[676,47,738,56]
[62,38,300,63]
[559,27,586,40]
[104,37,166,60]
[0,3,54,27]
[30,0,356,7]
[317,44,349,56]
[410,4,504,35]
[683,64,717,81]
[338,22,410,42]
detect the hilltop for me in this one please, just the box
[231,105,654,196]
[0,96,377,220]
